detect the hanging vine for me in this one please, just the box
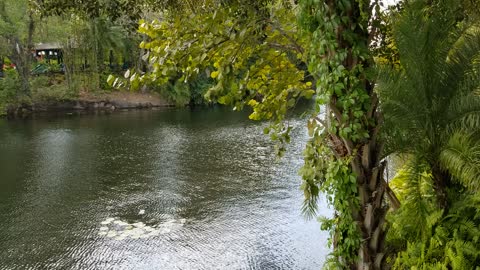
[299,0,390,268]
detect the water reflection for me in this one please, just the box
[0,108,330,269]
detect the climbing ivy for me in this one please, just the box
[298,0,388,268]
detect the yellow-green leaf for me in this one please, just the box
[211,71,219,79]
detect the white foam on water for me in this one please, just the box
[97,217,187,241]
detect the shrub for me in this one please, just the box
[0,69,21,115]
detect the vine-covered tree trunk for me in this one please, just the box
[335,5,387,269]
[300,0,395,268]
[327,69,389,269]
[339,16,388,268]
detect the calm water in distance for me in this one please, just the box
[0,107,330,270]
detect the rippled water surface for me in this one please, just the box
[0,108,330,269]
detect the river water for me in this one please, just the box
[0,108,330,270]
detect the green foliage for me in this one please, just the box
[298,0,383,266]
[440,131,480,192]
[187,72,215,105]
[163,73,214,106]
[387,160,437,243]
[31,83,77,102]
[379,0,480,268]
[149,78,191,106]
[318,159,361,265]
[113,0,313,153]
[29,74,77,102]
[372,2,402,67]
[377,0,480,194]
[39,0,167,23]
[387,165,480,269]
[0,69,21,114]
[0,0,29,42]
[87,17,128,57]
[29,74,50,87]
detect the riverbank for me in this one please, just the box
[4,91,175,118]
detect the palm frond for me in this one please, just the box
[446,91,480,130]
[388,158,436,240]
[440,131,480,191]
[389,191,480,269]
[445,24,480,91]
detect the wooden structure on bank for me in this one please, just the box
[34,42,63,63]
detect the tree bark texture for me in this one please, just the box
[325,1,390,269]
[328,96,389,269]
[431,165,450,210]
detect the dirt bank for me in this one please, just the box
[6,91,175,118]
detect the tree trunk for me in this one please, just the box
[11,39,31,97]
[431,165,450,210]
[10,10,35,97]
[109,49,114,69]
[92,20,100,90]
[328,98,389,270]
[63,41,75,92]
[352,140,389,269]
[323,1,389,268]
[0,56,4,78]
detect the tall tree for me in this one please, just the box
[298,0,398,268]
[0,0,36,96]
[377,0,480,209]
[377,1,480,267]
